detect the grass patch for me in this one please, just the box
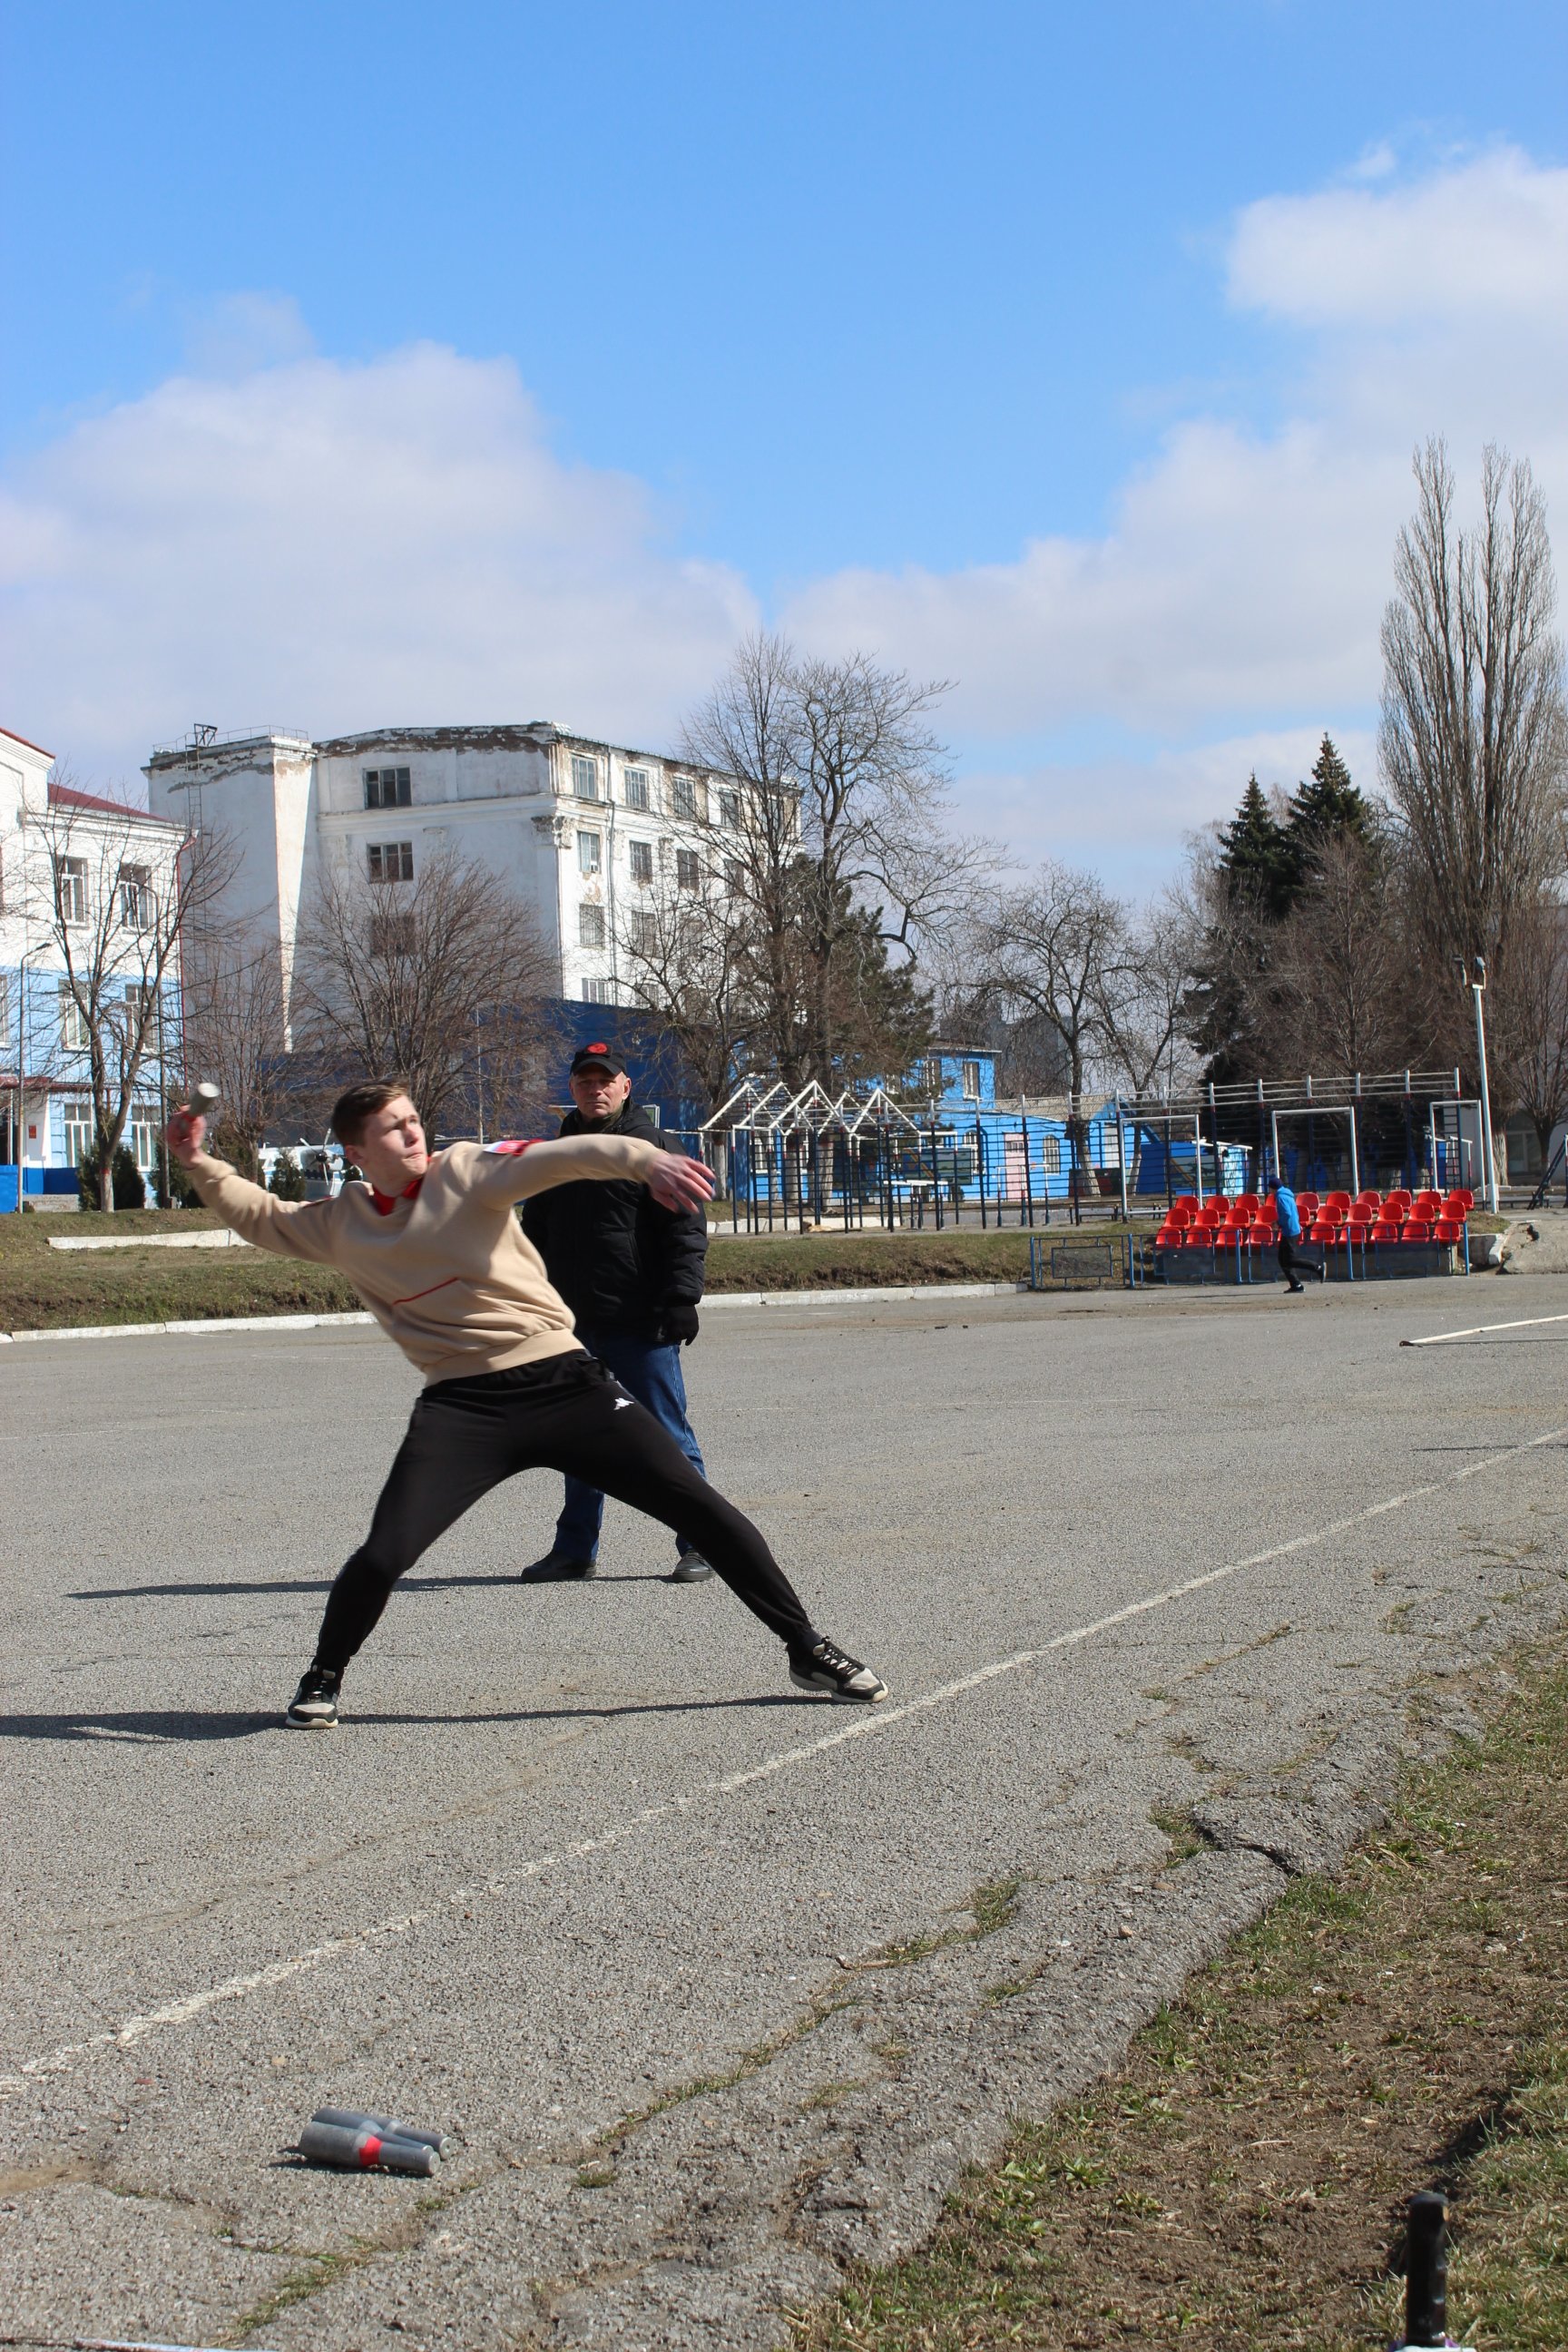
[0,1211,1064,1330]
[793,1640,1568,2351]
[704,1228,1038,1293]
[0,1207,358,1330]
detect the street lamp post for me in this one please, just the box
[1464,956,1500,1213]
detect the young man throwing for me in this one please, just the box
[520,1041,712,1584]
[166,1083,888,1726]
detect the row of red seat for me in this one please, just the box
[1157,1187,1474,1254]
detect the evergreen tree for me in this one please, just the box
[1217,775,1295,917]
[269,1149,308,1200]
[1284,735,1372,884]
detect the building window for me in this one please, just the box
[671,776,700,821]
[0,976,9,1051]
[578,904,606,947]
[582,977,615,1004]
[367,840,414,883]
[629,908,658,955]
[623,767,651,811]
[572,754,600,801]
[54,855,88,926]
[961,1059,982,1100]
[122,980,156,1037]
[118,863,154,931]
[1040,1135,1063,1174]
[62,1100,93,1165]
[675,848,701,890]
[629,838,653,884]
[363,766,411,809]
[718,789,740,829]
[577,830,602,876]
[724,858,745,897]
[129,1106,160,1167]
[923,1057,944,1094]
[60,989,91,1052]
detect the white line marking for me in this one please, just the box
[5,1418,1563,2096]
[1401,1310,1568,1348]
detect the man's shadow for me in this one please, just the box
[0,1692,802,1747]
[69,1572,672,1600]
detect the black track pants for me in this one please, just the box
[1277,1235,1320,1287]
[313,1349,818,1671]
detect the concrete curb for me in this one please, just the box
[0,1282,1033,1345]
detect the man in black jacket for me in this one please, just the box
[519,1043,714,1583]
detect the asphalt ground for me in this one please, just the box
[3,1275,1567,2348]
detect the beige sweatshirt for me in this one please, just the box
[186,1135,664,1385]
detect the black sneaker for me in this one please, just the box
[518,1552,597,1583]
[669,1552,716,1583]
[286,1667,340,1729]
[789,1637,888,1705]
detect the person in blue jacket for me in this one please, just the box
[1274,1184,1325,1293]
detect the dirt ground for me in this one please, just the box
[796,1641,1568,2352]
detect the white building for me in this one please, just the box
[2,725,189,1207]
[143,721,731,1013]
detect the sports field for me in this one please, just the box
[4,1279,1566,2349]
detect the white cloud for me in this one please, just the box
[0,338,756,789]
[782,144,1568,877]
[3,147,1565,882]
[1226,146,1568,327]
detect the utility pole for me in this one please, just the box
[1463,956,1500,1213]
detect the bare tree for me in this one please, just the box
[1095,893,1203,1102]
[38,786,230,1210]
[1494,893,1568,1161]
[1380,440,1568,990]
[1255,833,1434,1080]
[180,926,290,1178]
[292,843,557,1138]
[614,867,756,1112]
[678,634,988,1090]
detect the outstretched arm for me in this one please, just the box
[164,1105,341,1264]
[471,1133,715,1217]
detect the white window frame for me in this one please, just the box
[961,1060,982,1101]
[572,754,600,802]
[54,855,88,927]
[59,986,91,1053]
[629,907,658,955]
[718,789,740,829]
[675,848,701,891]
[578,904,606,947]
[581,976,614,1004]
[577,830,602,877]
[671,775,701,821]
[62,1099,94,1165]
[367,840,414,884]
[129,1105,161,1167]
[623,767,652,811]
[628,838,654,884]
[118,862,154,932]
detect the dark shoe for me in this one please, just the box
[1316,1261,1328,1282]
[670,1552,715,1583]
[789,1637,888,1705]
[518,1552,597,1583]
[1287,1282,1305,1294]
[286,1666,340,1729]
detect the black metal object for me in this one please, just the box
[1404,2189,1448,2347]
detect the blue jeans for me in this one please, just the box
[554,1329,708,1561]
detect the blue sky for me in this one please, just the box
[5,1,1566,886]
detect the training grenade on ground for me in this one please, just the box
[297,2119,437,2175]
[312,2104,445,2155]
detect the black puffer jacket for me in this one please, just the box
[520,1102,708,1338]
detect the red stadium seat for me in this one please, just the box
[1371,1220,1399,1242]
[1172,1193,1198,1210]
[1402,1220,1433,1242]
[1183,1226,1214,1248]
[1441,1194,1471,1220]
[1297,1192,1320,1216]
[1246,1222,1273,1246]
[1355,1189,1381,1208]
[1413,1191,1441,1217]
[1325,1191,1351,1211]
[1435,1220,1464,1244]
